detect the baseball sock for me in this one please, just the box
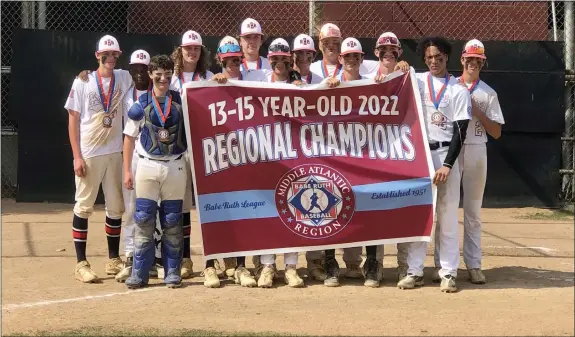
[325,249,335,259]
[72,215,88,262]
[366,245,377,259]
[183,212,191,259]
[236,256,246,268]
[205,259,215,268]
[105,217,122,259]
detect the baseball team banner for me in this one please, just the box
[182,69,436,259]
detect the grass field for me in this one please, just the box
[2,200,574,336]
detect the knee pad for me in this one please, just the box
[134,198,158,225]
[159,200,183,229]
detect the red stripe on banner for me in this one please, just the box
[200,205,433,256]
[73,231,88,240]
[105,226,121,236]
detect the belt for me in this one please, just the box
[138,154,183,162]
[429,141,451,151]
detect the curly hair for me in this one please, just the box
[171,45,211,78]
[148,54,174,73]
[416,36,452,61]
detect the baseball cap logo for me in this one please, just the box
[247,21,256,29]
[347,40,357,48]
[137,53,146,60]
[189,33,198,40]
[104,39,114,46]
[300,38,310,45]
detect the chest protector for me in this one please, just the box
[137,90,187,156]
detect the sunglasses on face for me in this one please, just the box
[268,44,290,54]
[217,44,241,54]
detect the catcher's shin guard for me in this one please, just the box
[159,200,184,285]
[126,199,157,287]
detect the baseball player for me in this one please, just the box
[432,39,504,285]
[64,34,133,283]
[252,38,305,288]
[363,32,411,283]
[169,30,215,281]
[123,54,187,289]
[238,18,271,72]
[322,37,388,287]
[199,36,265,288]
[397,36,471,293]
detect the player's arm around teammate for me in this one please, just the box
[448,40,504,285]
[123,55,187,289]
[169,30,215,281]
[64,35,133,283]
[398,37,470,293]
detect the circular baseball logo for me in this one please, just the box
[430,111,444,125]
[275,164,355,239]
[158,128,170,142]
[102,115,113,128]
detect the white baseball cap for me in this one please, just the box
[319,23,342,40]
[217,36,243,58]
[293,34,316,52]
[240,18,263,36]
[376,32,401,48]
[462,39,487,59]
[181,30,204,47]
[129,50,150,65]
[268,38,291,57]
[96,35,121,54]
[340,37,364,55]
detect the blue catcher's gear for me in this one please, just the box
[127,90,187,157]
[158,200,184,286]
[126,198,157,288]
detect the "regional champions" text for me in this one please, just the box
[201,121,415,176]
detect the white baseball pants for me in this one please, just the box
[122,151,164,258]
[261,253,298,266]
[74,152,124,219]
[135,155,186,205]
[434,144,486,269]
[406,145,461,277]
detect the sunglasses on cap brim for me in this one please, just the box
[377,36,399,47]
[218,44,241,54]
[268,44,290,54]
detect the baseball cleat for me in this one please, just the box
[323,257,340,287]
[307,259,327,281]
[252,255,262,270]
[149,264,158,277]
[164,273,183,288]
[75,260,99,283]
[202,267,221,288]
[362,257,381,288]
[344,264,363,279]
[397,274,424,289]
[115,257,133,283]
[257,264,276,288]
[234,267,257,287]
[105,257,124,275]
[284,265,304,288]
[223,257,237,278]
[180,258,194,279]
[468,269,486,284]
[431,267,441,283]
[440,275,458,293]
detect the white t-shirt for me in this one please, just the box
[64,69,133,160]
[301,71,323,84]
[170,70,214,93]
[240,69,267,82]
[240,56,272,72]
[456,77,505,144]
[123,94,183,161]
[416,71,472,143]
[311,59,379,80]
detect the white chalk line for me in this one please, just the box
[484,246,557,254]
[2,286,163,311]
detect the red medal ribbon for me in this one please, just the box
[96,69,115,113]
[322,59,341,78]
[151,90,173,125]
[427,72,450,110]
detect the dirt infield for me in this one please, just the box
[2,199,574,336]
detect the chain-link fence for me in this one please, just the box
[1,1,574,201]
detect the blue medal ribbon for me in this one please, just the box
[96,70,115,113]
[427,72,450,110]
[151,90,172,127]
